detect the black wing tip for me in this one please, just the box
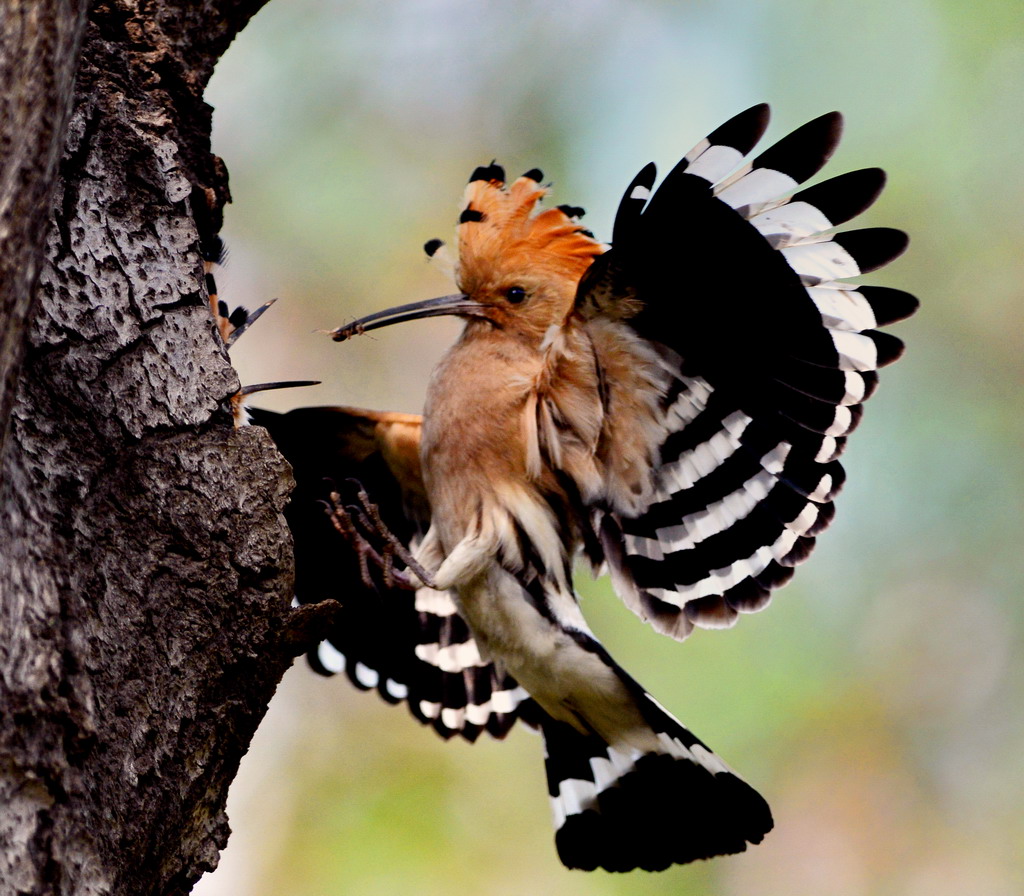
[610,162,658,246]
[779,534,817,567]
[869,329,907,366]
[792,167,888,226]
[753,110,845,184]
[833,227,910,273]
[806,499,837,536]
[798,110,845,147]
[305,648,337,678]
[851,165,887,193]
[625,162,657,199]
[860,286,919,325]
[707,103,772,154]
[862,369,881,400]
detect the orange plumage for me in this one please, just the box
[453,168,605,319]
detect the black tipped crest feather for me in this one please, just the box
[469,161,505,184]
[557,204,586,219]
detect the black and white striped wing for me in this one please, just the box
[309,571,529,741]
[249,406,529,740]
[583,105,917,640]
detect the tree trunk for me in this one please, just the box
[0,2,315,893]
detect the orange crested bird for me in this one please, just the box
[250,104,917,872]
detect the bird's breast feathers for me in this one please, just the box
[423,314,673,543]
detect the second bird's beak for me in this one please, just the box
[330,293,487,342]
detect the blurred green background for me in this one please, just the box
[195,1,1024,893]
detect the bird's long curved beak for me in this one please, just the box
[330,293,486,342]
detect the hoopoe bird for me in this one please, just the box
[251,104,917,872]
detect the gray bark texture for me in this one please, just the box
[0,2,325,894]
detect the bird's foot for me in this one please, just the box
[324,485,437,591]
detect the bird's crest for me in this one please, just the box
[427,164,605,295]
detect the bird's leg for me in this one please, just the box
[323,494,381,589]
[323,489,437,591]
[349,485,438,588]
[324,493,414,589]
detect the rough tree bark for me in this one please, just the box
[0,0,88,451]
[0,2,325,893]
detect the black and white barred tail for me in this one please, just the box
[541,688,772,872]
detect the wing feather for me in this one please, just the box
[576,105,917,640]
[249,406,528,740]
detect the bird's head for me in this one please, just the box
[331,165,605,347]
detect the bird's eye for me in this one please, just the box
[506,286,527,304]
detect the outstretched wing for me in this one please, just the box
[579,105,917,640]
[249,405,528,740]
